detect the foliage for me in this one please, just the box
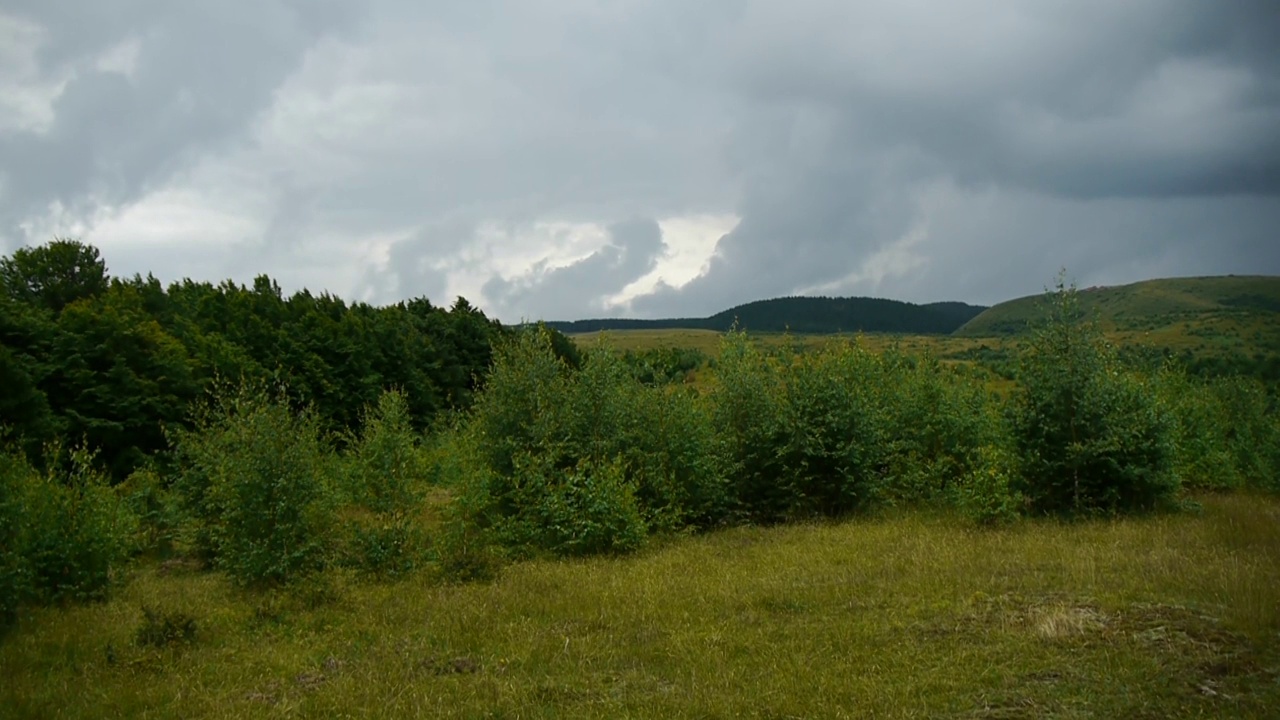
[0,445,136,622]
[622,346,707,385]
[173,384,339,587]
[775,340,887,518]
[954,444,1024,525]
[876,350,1012,506]
[543,294,986,334]
[0,238,109,314]
[0,239,507,482]
[706,330,791,522]
[118,467,184,558]
[1011,279,1178,515]
[495,454,647,557]
[455,328,721,558]
[0,452,32,625]
[339,510,425,579]
[342,390,424,513]
[1159,371,1280,492]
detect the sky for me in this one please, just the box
[1,1,1278,322]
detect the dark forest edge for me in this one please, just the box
[538,296,987,335]
[2,242,1279,631]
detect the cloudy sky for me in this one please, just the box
[2,1,1278,322]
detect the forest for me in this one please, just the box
[542,295,987,335]
[2,240,1279,716]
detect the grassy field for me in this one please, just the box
[3,494,1278,718]
[569,328,1006,357]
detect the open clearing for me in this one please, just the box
[3,494,1278,719]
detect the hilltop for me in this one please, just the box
[956,275,1280,337]
[542,295,988,335]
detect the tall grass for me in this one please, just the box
[1,495,1276,718]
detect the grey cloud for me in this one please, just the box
[484,218,664,321]
[0,1,365,236]
[635,0,1280,317]
[1,0,1277,321]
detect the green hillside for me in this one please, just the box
[543,295,987,336]
[957,276,1280,337]
[954,275,1280,380]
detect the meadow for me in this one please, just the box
[2,494,1278,719]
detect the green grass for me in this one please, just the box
[4,495,1279,718]
[957,275,1280,341]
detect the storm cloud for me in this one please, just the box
[2,1,1277,320]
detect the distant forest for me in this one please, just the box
[541,296,988,335]
[0,239,508,481]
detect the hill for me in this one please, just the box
[543,295,987,335]
[956,275,1280,338]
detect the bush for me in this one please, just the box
[1156,369,1242,490]
[710,334,886,521]
[0,451,32,625]
[1011,280,1178,515]
[1210,376,1280,493]
[174,384,339,587]
[339,510,425,578]
[119,466,184,557]
[336,389,431,577]
[707,331,791,522]
[457,328,719,556]
[1,445,136,618]
[878,351,1012,506]
[134,605,197,647]
[343,389,424,513]
[496,454,647,557]
[955,444,1024,525]
[777,340,886,518]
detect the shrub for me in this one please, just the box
[337,389,432,577]
[1011,279,1178,515]
[707,331,791,522]
[119,466,183,557]
[174,384,339,587]
[777,340,886,518]
[878,351,1012,506]
[1156,369,1242,490]
[0,451,32,625]
[955,443,1024,525]
[339,510,425,578]
[626,387,727,531]
[1210,376,1280,493]
[458,328,719,556]
[496,454,647,557]
[710,334,887,521]
[343,389,424,513]
[1,445,136,614]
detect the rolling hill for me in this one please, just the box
[956,276,1280,338]
[542,296,988,336]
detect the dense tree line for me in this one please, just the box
[0,239,508,480]
[543,296,987,335]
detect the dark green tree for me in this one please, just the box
[0,238,109,313]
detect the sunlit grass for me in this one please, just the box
[2,494,1278,718]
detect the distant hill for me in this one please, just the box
[955,275,1280,338]
[541,295,988,335]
